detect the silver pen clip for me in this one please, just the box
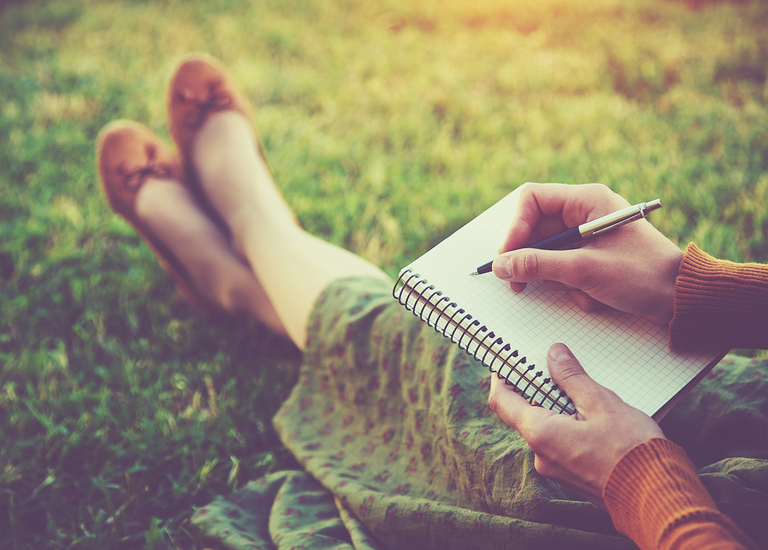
[583,199,662,237]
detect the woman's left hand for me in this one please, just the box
[488,343,664,507]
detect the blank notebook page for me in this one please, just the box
[403,186,720,417]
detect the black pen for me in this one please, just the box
[469,199,663,276]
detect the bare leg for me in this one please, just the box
[135,177,289,338]
[191,111,391,349]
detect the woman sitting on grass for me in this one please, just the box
[96,53,767,550]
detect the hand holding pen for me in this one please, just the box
[487,183,684,324]
[471,198,662,275]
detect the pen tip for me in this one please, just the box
[469,271,479,276]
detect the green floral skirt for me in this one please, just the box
[192,277,768,549]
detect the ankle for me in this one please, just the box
[193,111,256,167]
[191,112,300,242]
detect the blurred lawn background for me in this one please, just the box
[1,0,767,547]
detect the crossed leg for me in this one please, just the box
[133,177,289,338]
[189,111,391,348]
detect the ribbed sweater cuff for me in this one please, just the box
[604,438,719,550]
[670,243,768,352]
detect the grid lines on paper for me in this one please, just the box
[402,188,719,417]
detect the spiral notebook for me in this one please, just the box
[393,186,724,419]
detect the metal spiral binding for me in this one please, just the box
[393,269,577,415]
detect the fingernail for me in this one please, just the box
[494,256,510,276]
[549,343,573,362]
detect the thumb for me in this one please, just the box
[494,248,582,287]
[547,343,607,415]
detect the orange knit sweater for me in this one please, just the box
[603,243,768,550]
[670,244,768,352]
[604,438,757,550]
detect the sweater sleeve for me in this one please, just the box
[670,243,768,352]
[604,438,757,550]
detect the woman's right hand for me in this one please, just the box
[492,183,683,324]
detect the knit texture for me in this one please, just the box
[670,244,768,352]
[604,438,755,550]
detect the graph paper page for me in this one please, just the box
[402,186,721,417]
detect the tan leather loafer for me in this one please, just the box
[167,53,256,173]
[96,119,220,315]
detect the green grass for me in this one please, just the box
[1,0,767,547]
